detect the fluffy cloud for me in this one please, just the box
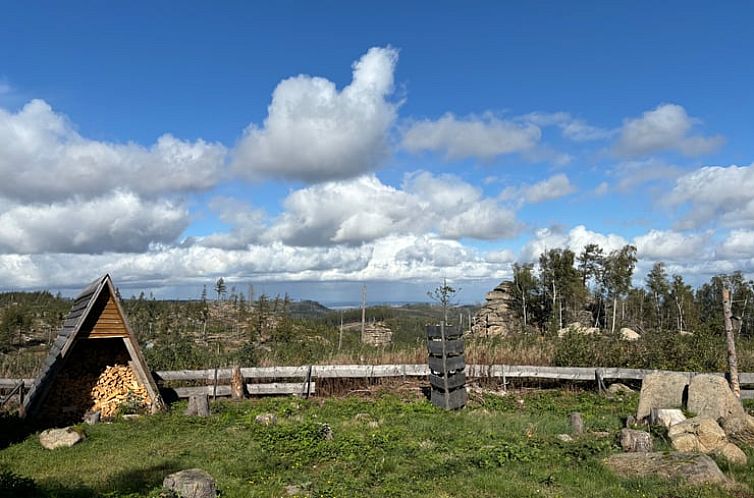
[353,235,511,281]
[520,225,628,262]
[615,103,723,157]
[522,174,575,203]
[264,175,417,246]
[667,164,754,228]
[401,113,541,161]
[633,229,709,261]
[717,230,754,259]
[233,47,399,182]
[263,172,520,246]
[0,243,373,289]
[0,191,188,254]
[499,174,575,205]
[439,200,519,240]
[0,233,515,290]
[0,100,227,202]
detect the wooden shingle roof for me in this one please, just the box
[23,274,164,419]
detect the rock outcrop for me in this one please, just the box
[557,322,599,338]
[651,408,686,428]
[362,322,392,346]
[39,427,85,450]
[687,374,754,446]
[668,416,748,466]
[620,327,640,341]
[471,281,517,337]
[636,372,689,421]
[603,452,728,486]
[163,469,217,498]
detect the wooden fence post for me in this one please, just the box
[230,366,245,400]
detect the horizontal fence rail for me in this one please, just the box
[3,365,754,401]
[153,365,754,384]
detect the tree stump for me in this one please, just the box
[231,366,245,400]
[186,394,210,417]
[570,412,584,435]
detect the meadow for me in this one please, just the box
[2,385,754,498]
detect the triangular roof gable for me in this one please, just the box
[23,274,164,418]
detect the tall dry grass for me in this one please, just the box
[0,350,44,378]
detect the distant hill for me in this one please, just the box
[288,299,331,319]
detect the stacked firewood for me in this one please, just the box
[89,364,151,418]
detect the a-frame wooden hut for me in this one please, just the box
[23,274,164,424]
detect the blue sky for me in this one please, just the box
[1,2,754,303]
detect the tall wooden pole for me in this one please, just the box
[361,284,367,340]
[338,311,344,354]
[722,287,741,398]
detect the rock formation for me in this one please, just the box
[362,321,392,346]
[471,281,517,337]
[603,452,729,487]
[636,372,689,422]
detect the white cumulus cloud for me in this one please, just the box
[522,174,575,203]
[667,164,754,229]
[0,99,227,202]
[0,191,188,254]
[262,172,520,246]
[615,103,723,158]
[401,113,541,161]
[633,229,709,261]
[499,174,575,205]
[520,225,628,262]
[233,47,399,182]
[717,230,754,259]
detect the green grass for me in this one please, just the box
[1,389,752,498]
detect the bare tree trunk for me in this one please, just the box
[558,299,563,330]
[738,296,748,337]
[361,284,367,339]
[338,312,344,354]
[522,293,527,329]
[594,296,601,328]
[639,293,644,329]
[611,297,617,334]
[551,281,557,325]
[723,287,741,398]
[653,292,662,330]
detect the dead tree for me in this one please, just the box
[722,287,741,398]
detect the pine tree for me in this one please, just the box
[602,245,637,333]
[215,278,226,302]
[645,262,669,330]
[511,263,536,330]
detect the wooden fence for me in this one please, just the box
[3,364,754,403]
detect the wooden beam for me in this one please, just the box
[169,382,316,398]
[0,379,34,389]
[122,338,160,405]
